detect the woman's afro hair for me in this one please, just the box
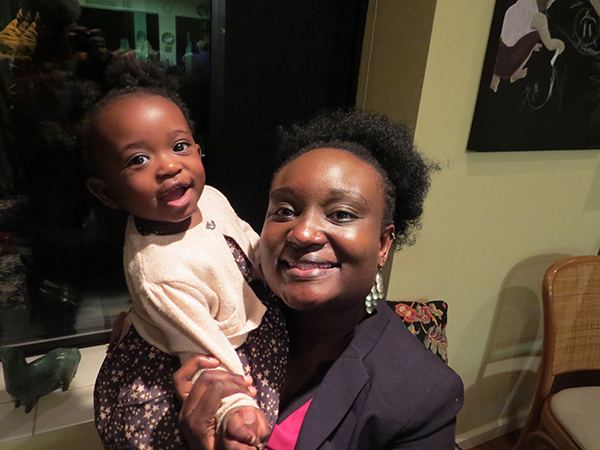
[275,109,439,249]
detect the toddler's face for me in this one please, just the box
[87,94,205,233]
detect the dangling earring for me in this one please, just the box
[365,264,385,314]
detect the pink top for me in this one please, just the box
[266,399,313,450]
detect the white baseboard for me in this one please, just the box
[456,414,528,449]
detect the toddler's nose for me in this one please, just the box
[156,155,182,178]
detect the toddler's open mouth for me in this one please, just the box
[159,184,192,207]
[160,186,188,202]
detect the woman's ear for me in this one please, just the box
[379,224,395,267]
[86,178,120,209]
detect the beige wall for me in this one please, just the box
[359,0,600,446]
[356,0,437,131]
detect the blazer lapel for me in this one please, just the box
[294,307,390,450]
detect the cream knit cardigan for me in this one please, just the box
[124,185,266,372]
[124,186,267,423]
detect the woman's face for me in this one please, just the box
[260,148,395,314]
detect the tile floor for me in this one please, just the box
[0,422,103,450]
[0,345,106,444]
[0,285,129,447]
[468,429,522,450]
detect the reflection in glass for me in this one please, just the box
[0,0,211,353]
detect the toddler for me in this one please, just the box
[86,86,285,449]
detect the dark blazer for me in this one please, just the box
[295,302,464,450]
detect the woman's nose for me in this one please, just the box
[287,214,327,247]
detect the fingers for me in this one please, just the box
[177,374,230,450]
[174,355,221,401]
[253,409,270,445]
[178,373,258,450]
[222,408,258,445]
[247,407,270,446]
[174,358,259,450]
[222,407,270,449]
[181,369,255,420]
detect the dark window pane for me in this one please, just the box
[0,0,367,356]
[0,0,211,355]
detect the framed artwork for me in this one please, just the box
[469,0,600,151]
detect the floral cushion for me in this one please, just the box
[387,300,449,364]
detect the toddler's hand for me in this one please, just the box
[221,406,269,450]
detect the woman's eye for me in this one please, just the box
[127,154,149,167]
[173,142,191,152]
[330,210,358,222]
[272,206,295,220]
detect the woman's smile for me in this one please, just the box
[281,257,339,279]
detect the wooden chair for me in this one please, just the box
[515,256,600,450]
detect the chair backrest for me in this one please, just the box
[542,256,600,386]
[513,256,600,450]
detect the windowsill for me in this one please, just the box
[0,287,129,357]
[0,345,106,444]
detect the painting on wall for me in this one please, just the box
[468,0,600,151]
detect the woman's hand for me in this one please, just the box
[174,355,268,450]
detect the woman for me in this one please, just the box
[175,110,464,450]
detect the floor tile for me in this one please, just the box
[0,353,45,405]
[0,401,35,443]
[0,422,103,450]
[34,385,94,434]
[69,345,105,389]
[0,369,10,405]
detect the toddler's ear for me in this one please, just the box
[86,177,120,209]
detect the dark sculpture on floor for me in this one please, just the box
[0,346,81,413]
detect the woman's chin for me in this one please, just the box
[279,290,359,315]
[280,295,321,311]
[278,289,329,312]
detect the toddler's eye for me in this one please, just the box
[127,154,149,167]
[173,142,191,152]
